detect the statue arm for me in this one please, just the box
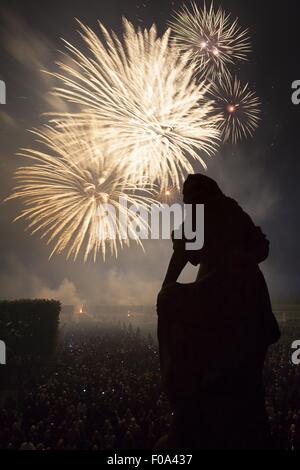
[162,251,188,288]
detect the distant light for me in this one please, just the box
[213,48,220,56]
[227,104,236,113]
[200,41,207,48]
[165,190,171,196]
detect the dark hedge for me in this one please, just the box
[0,299,61,356]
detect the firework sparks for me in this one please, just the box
[47,19,220,191]
[210,75,260,143]
[158,185,179,204]
[169,1,251,80]
[6,124,157,262]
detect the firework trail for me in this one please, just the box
[169,1,251,81]
[47,19,220,191]
[210,75,260,143]
[6,123,157,261]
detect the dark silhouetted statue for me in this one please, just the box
[157,174,280,450]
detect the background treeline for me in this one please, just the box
[0,299,61,356]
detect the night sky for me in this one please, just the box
[0,0,299,306]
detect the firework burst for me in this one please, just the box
[210,75,260,143]
[47,19,220,191]
[169,1,251,80]
[6,124,157,261]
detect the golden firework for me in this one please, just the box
[6,123,157,261]
[169,1,251,80]
[210,75,260,143]
[47,19,220,191]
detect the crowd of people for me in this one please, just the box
[264,326,300,450]
[0,322,171,450]
[0,320,300,450]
